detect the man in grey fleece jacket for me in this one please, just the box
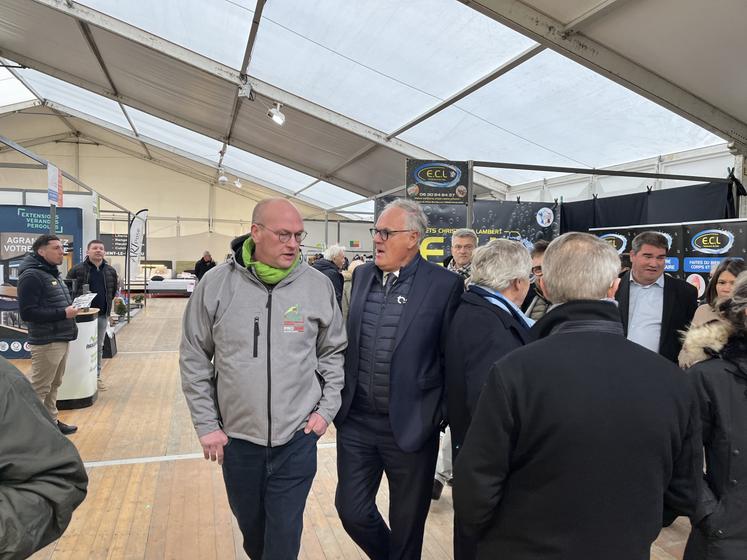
[180,199,346,560]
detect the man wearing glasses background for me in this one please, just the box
[335,199,464,560]
[521,239,551,321]
[180,198,347,559]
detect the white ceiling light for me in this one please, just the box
[267,102,285,126]
[233,178,243,189]
[217,168,228,185]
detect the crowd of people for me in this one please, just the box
[177,197,747,560]
[4,196,747,559]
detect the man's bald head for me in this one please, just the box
[252,198,301,225]
[250,198,305,269]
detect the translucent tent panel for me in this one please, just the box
[222,146,316,193]
[127,106,222,161]
[338,213,373,222]
[401,50,722,184]
[339,200,375,214]
[0,68,34,107]
[76,0,254,70]
[249,0,537,133]
[19,68,131,129]
[301,181,364,209]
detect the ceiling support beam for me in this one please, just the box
[75,20,153,160]
[459,0,747,153]
[218,0,267,170]
[386,43,545,139]
[561,0,631,34]
[0,131,77,153]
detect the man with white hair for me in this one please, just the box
[445,238,533,560]
[335,198,464,560]
[454,232,702,560]
[312,244,346,309]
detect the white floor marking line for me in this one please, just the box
[84,443,337,468]
[116,350,180,354]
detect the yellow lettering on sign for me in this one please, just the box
[702,235,720,247]
[420,236,445,260]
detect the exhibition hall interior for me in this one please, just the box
[1,0,746,559]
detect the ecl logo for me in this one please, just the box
[599,233,627,254]
[413,163,462,189]
[691,229,734,255]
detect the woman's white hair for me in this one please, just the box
[469,239,531,292]
[323,244,345,260]
[542,232,621,303]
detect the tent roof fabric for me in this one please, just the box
[0,0,737,215]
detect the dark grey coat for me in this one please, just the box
[0,357,88,558]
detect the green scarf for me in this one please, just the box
[242,237,300,285]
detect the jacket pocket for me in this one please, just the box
[253,317,260,358]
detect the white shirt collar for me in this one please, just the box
[630,273,665,288]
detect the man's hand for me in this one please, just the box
[304,411,328,437]
[199,429,229,464]
[65,306,79,319]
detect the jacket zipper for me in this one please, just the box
[369,282,387,414]
[266,288,273,447]
[253,317,260,358]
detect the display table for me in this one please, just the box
[57,308,99,409]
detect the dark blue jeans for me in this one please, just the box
[222,429,319,560]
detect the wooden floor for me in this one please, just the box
[13,298,690,559]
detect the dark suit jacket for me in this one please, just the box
[445,289,531,458]
[615,271,698,362]
[335,255,464,453]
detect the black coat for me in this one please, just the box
[616,271,698,362]
[335,256,463,452]
[445,288,531,458]
[454,300,702,560]
[16,253,77,345]
[682,323,747,560]
[67,258,118,315]
[194,258,216,280]
[312,258,343,309]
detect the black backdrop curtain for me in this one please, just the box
[560,181,735,233]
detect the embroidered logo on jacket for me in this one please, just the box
[282,305,305,333]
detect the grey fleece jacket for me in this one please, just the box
[179,242,347,447]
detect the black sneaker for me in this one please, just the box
[431,480,444,501]
[57,421,78,435]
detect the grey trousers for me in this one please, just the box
[96,315,108,378]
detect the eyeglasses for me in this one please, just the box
[369,228,413,241]
[531,265,543,277]
[254,223,308,244]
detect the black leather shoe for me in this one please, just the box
[57,421,78,435]
[432,480,444,501]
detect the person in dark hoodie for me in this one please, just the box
[16,235,80,435]
[454,232,702,560]
[312,245,345,309]
[679,270,747,559]
[67,239,119,391]
[194,250,216,281]
[0,356,88,559]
